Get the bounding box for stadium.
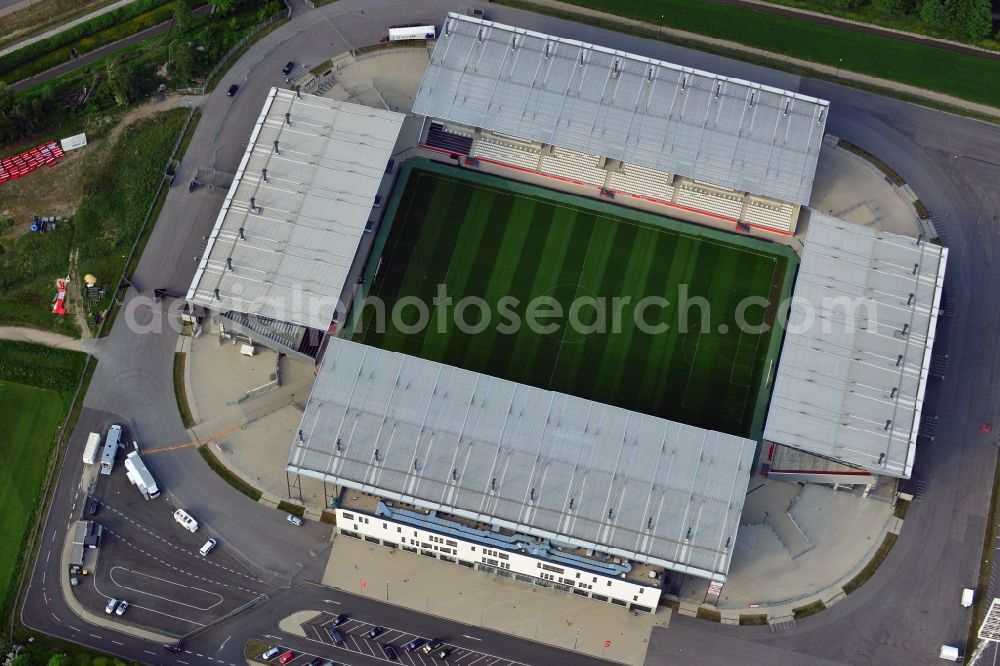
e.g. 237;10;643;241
187;12;947;613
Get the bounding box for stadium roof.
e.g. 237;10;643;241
764;214;947;478
187;88;404;330
288;337;755;582
413;13;828;205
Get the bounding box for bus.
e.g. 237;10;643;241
388;24;436;42
100;425;122;476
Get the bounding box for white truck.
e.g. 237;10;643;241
124;451;160;499
173;509;199;533
939;645;963;661
82;433;101;465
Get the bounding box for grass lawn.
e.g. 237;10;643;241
354;163;794;437
508;0;1000;110
0;381;68;619
0;108;189;332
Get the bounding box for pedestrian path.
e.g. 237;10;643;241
0;325;86;351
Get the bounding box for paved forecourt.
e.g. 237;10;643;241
353;159;797;438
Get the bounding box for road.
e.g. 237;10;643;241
19;0;1000;665
9;5;211;93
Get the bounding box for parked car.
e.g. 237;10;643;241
327;628;344;646
278;651;294;664
330;613;346;626
115;600;129;616
227;84;239;97
287;514;303;526
70;577;79;586
404;639;425;652
436;648;451;660
261;647;280;660
105;599;118;614
282;61;295;75
421;640;444;654
366;626;383;640
89;500;100;516
199;538;217;556
383;644;398;660
306;658;324;666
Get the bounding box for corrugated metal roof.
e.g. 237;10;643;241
764;214;948;478
288;337;755;581
186;88;405;330
413;13;828;205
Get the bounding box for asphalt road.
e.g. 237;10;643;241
19;0;1000;665
10;5;211;93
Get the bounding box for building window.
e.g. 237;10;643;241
576;572;581;579
382;522;387;529
607;581;612;587
633;595;639;602
592;577;597;583
541;564;564;574
446;539;458;547
498;553;509;560
397;526;402;533
342;512;354;520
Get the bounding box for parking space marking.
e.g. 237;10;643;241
105;529;259;594
101;502;262;583
108;566;225;610
300;612;529;666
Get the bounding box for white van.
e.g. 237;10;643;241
962;588;974;608
940;645;963;661
173;509;199;533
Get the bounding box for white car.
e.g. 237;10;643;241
287;514;303;526
261;647;280;660
199;538;217;556
105;598;118;614
115;600;129;616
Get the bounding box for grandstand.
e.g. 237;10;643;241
413;13;830;235
186;88;404;360
764;214;948;479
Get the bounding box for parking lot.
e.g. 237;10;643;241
255;610;531;666
72;454;273;636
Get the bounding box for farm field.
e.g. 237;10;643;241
354;162;796;437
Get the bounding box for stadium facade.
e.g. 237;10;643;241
187;14;945;612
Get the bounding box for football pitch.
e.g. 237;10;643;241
354;161;796;437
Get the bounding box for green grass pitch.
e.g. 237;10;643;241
0;380;65;616
354;162;793;438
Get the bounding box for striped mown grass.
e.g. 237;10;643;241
355;166;791;437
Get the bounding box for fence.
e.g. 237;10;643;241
177;2;291;95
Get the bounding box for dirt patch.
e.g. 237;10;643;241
0;93;203;241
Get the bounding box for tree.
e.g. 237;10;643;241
966;0;993;38
833;0;867;7
173;0;193;33
169;39;196;81
0;81;12;121
105;57;136;106
872;0;914;15
48;654;72;666
919;0;946;24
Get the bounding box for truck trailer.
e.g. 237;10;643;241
82;433;101;465
124;451;160;499
100;425;122;475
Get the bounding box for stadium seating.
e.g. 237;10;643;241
0;141;64;186
675;185;744;220
608;163;676;202
744;200;796;233
471;137;542;170
426;123;474;154
539;148;607;187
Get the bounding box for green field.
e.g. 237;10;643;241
354;163;796;437
501;0;1000;111
0;341;86;622
0;381;66;618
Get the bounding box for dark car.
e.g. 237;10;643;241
382;645;398;660
366;626;383;640
306;659;324;666
227;84;239;97
88;500;100;516
436;648;451;660
404;639;424;652
282;61;295;75
327;628;344;646
330;613;346;626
